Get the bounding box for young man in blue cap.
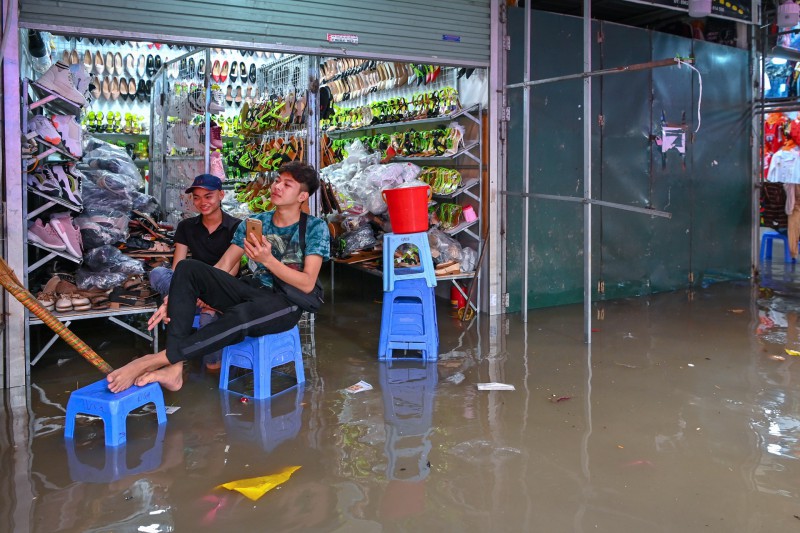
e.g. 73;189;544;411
107;161;330;393
148;173;241;370
149;173;241;294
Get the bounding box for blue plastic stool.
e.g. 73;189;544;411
379;278;438;361
65;423;165;483
220;385;305;451
64;379;167;447
760;231;794;262
219;325;304;399
383;232;437;292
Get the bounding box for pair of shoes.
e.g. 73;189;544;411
54;280;90;312
52;213;83;258
28;218;67;252
27;115;61;145
36;275;61;311
51;115;82;158
35;61;87;106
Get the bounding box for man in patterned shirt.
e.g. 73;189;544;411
107;161;330;393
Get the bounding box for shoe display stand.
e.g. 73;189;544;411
324;66;484;313
21;78;157;366
149;48;212;218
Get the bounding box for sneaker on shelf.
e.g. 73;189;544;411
27;115;61;145
35;61;87;106
28;218;67;251
51;115;82;158
27;170;61;196
69;63;95;105
210;121;223;149
209;88;225;113
210;151;226;180
49;214;83;258
51;165;82;204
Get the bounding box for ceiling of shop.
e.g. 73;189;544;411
529;0;729;30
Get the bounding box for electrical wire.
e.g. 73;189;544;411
676;57;703;133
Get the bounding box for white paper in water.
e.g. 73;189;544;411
477;382;515;391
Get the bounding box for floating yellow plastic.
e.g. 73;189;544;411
217;466;301;501
785;349;800;357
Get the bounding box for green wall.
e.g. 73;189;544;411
506;11;752;311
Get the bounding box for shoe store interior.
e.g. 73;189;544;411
20;29;488;361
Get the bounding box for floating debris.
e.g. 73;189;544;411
549;395;572;403
769;355;786;361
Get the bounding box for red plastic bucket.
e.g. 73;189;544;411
382;185;432;234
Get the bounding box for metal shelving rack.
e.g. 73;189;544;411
21;78;157;366
324;67;484;314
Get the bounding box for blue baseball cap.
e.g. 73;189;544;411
185;174;222;193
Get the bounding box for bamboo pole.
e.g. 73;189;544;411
0;257;113;374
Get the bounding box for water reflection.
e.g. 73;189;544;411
378;360;437;519
219;386;305;452
66;423;166;483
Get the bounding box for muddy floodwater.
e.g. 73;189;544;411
3;266;800;532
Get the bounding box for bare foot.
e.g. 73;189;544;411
107;350;169;393
135;362;184;391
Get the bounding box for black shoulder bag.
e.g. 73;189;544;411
273;212;325;313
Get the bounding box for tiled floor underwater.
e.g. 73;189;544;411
3;263;800;532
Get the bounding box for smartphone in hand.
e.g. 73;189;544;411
245;218;262;245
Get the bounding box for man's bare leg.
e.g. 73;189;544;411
135;361;184;391
107;350;169;393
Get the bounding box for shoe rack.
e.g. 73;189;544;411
22;78;85;272
21;76;159;365
321;61;484;309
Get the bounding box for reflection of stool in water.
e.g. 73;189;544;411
219;326;304;399
65;423;165;483
761;231;795;263
64;380;167;447
220;386;304;452
380;362;437;481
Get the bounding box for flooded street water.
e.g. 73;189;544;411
4;265;800;532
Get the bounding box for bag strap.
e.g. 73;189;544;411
299;211;308;254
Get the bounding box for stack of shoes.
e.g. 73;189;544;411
28;165;83;205
109;274;156;308
35;275;97;313
54;279;91;312
29;213;83;259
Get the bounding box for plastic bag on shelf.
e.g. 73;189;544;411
341;214;372;232
460;246;477;273
131;191;161;218
83;245;144;275
79;173;135;213
75;269;129;291
428;227;462;265
75;208;130;248
335;224;378;257
81;136;144;191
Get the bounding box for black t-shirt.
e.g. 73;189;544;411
173;212;241;265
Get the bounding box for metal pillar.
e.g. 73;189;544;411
582;0;592;343
3;0;25;387
488;0;505;316
522;0;531;323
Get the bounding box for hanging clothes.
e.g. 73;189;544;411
767;145;800;184
765;113;787;154
762;182;788;230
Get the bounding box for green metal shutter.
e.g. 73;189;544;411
19;0;490;66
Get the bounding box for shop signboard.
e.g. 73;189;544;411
621;0;754;24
